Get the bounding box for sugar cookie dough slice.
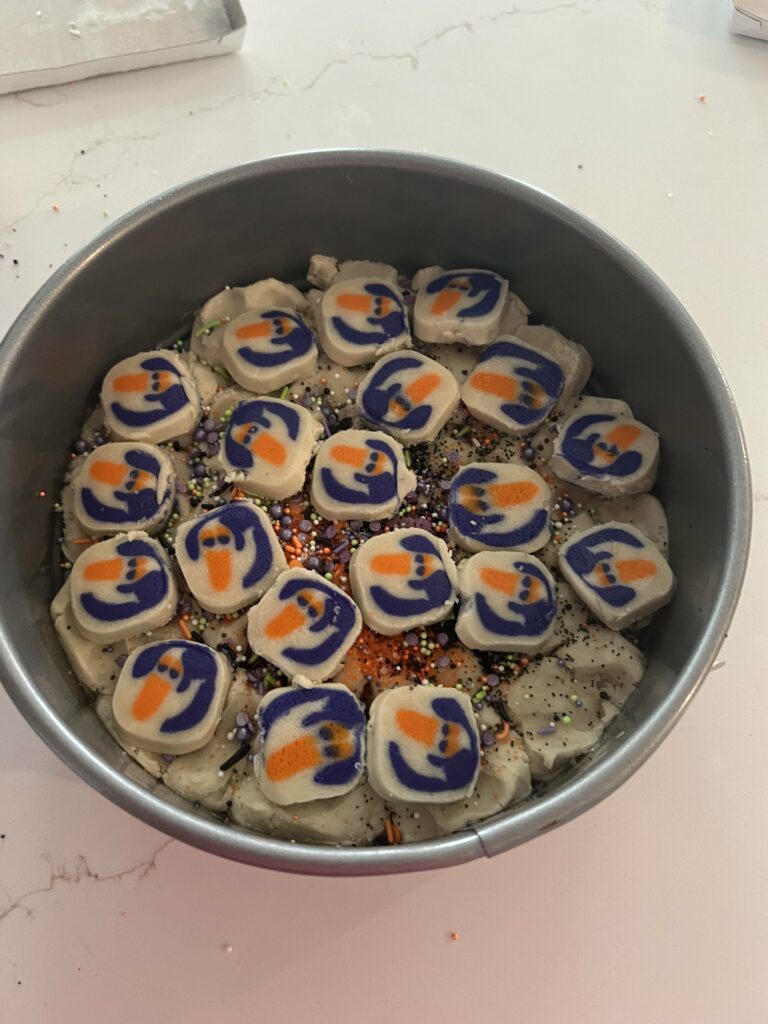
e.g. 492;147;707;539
255;684;366;805
367;686;481;804
461;337;565;433
219;397;323;500
221;308;318;393
100;351;201;444
550;408;659;497
429;733;532;833
310;429;416;522
246;568;362;684
74;442;175;537
356;350;460;444
191;278;307;366
456;551;557;653
69;532;177;643
413;267;508;346
558;626;645;719
558;521;675;629
51;578;129;694
175;501;287;615
112;640;231;755
349;528;458;635
514;325;592;402
448;462;551;552
314;276;411;367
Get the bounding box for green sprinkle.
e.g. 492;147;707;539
561;714;572;724
404;450;411;466
473;688;488;704
455;425;470;437
212;365;233;384
280;385;290;399
195;319;222;337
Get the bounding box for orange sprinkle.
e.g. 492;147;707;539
288;558;302;568
384;818;402;845
73;537;95;546
698;94;706;102
496;722;511;742
292;533;304;550
450;932;459;942
52;204;60;212
178;617;192;640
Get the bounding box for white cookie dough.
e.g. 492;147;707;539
310;430;416;522
51;578;129;694
69;532;177;643
219;397;323;500
313;275;411;367
349;528;458;635
367;686;481;804
448;462;551;553
558;521;675;629
112;640;231;755
356;350;460;444
100;351;200;444
513;325;592;402
461;337;565;434
174;501;287;614
255;684;366;805
456;551;557;653
550;406;659;497
246;568;362;684
221;308;318;393
74;442;175;537
413;267;508;346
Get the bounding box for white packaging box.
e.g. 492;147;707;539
0;0;246;96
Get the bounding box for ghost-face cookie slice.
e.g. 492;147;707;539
246;569;362;684
69;533;177;643
310;430;416;522
413;267;508;346
112;640;231;755
349;529;458;636
175;502;287;615
448;463;551;553
220;398;322;500
514;325;592;402
315;277;410;367
461;338;565;434
456;551;557;653
550;408;659;497
221;308;318;393
367;686;480;804
100;351;200;444
356;351;459;444
558;522;675;629
74;442;175;537
255;684;366;805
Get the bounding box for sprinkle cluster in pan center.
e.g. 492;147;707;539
51;255;673;846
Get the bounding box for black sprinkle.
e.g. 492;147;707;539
200;503;216;510
191;630;206;644
216;643;237;666
219;742;251;772
211;481;232;497
489;696;513;724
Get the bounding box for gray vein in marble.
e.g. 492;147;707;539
0;838;174;926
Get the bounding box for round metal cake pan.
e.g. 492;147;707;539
0;151;751;874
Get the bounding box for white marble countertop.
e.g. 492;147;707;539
1;2;767;1021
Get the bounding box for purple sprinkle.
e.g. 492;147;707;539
486;673;500;689
194;428;206;442
339;550;351;564
246;752;255;763
349;520;363;530
207;442;219;456
537;724;557;736
246;669;263;685
193;463;206;477
319;413;331;438
269;503;282;518
436;632;449;646
333;538;349;554
299;519;312;533
369;521;382;533
405;632;419;646
447;451;460;464
175;480;188;494
417;516;432;531
206;431;219;444
203;418;216;431
235;726;251;743
482;729;496;748
401;516;415;528
235;711;249;727
439;479;452;491
115;653;128;667
437;654;451;668
324;524;337;539
162;754;176;763
560;497;573;512
306;556;320;570
280;528;293;541
523;447;535;461
280;515;293;527
574;699;583;708
404;492;417;502
298;532;309;545
74;439;89;454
